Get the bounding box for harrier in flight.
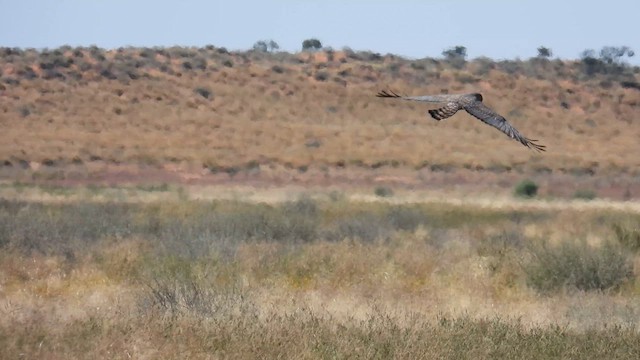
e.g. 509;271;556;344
376;90;546;152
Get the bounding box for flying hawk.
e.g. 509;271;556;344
376;90;546;152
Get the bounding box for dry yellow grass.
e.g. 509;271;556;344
3;46;640;357
1;47;640;178
2;193;640;357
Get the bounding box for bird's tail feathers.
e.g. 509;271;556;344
375;89;404;98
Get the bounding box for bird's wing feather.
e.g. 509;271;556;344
464;102;546;152
376;90;456;103
428;102;462;120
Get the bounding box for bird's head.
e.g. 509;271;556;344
473;93;483;102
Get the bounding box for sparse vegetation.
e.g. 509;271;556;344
580;46;636;78
613;222;640;253
2;193;640;358
0;44;639;175
2;40;640;358
524;238;634;293
573;189;597;200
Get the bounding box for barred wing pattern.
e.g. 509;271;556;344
375;90;546;152
428;103;462;121
463;102;546;152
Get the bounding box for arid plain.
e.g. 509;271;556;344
1;46;640;358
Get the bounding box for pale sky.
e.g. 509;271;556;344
1;0;638;64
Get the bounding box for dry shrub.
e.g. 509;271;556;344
523;238;634;293
3;196;640;358
612;222;640;253
2;45;639;174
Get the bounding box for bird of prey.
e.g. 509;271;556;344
376;90;546;152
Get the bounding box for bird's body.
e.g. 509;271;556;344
376;90;545;152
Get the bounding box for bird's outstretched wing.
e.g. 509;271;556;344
464;102;546;152
376;90;456;103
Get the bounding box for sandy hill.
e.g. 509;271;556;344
1;45;639;187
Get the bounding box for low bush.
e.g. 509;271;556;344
514;179;538;198
523;238;633;293
374;186;394;198
314;71;329;81
612;223;640;253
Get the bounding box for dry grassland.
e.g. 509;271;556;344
1;190;640;358
2;46;640;358
1;46;640;178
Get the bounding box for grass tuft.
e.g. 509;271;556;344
524;238;634;293
612;222;640;253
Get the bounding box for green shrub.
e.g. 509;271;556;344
537;46;553;58
253;40;268;53
302;38;322;51
514;179;538;198
523;239;634;293
374;186;394;198
442;45;467;69
253;40;279;53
